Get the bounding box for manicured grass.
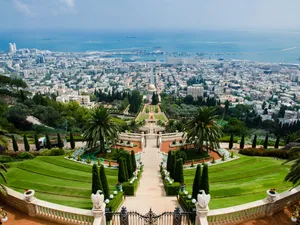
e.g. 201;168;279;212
0;156;118;209
154;113;167;122
136;113;149;122
183;154;292;209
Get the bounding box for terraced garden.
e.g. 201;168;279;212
1;156;118;209
183;155;292;209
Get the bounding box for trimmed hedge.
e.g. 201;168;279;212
164;181;180;196
0;155;13;163
239;148;290;159
178;192;195;212
106;192;123;212
15;152;35;160
40;148;65;156
122;167;143;196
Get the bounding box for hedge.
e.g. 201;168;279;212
239;148;291;159
0;155;13;163
122;167;143;196
178;192;195;212
163;181;180;196
106;192;124;212
15;152;35;160
66;135;85;142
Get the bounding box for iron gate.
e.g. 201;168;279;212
106;207;194;225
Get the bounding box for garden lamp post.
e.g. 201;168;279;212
0;206;8;224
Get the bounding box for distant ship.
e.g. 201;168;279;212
126;36;137;39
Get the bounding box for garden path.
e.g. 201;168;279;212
119;138;181;214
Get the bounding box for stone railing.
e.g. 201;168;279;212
205;185;300;225
1;187;104;225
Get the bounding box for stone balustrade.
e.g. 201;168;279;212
206;185;300;225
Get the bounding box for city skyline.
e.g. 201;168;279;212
1;0;300;30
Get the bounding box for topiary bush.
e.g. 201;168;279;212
16;152;35;160
0;155;13;163
164;181;180;196
239;148;290;159
106;192;123;212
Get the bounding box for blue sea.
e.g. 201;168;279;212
1;29;300;63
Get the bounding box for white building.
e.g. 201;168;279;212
187;85;204;99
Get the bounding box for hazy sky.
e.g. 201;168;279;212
1;0;300;30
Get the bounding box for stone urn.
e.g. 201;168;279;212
24;190;35;202
266;189;277;202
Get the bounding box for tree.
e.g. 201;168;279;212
274;136;280;149
192;164;202;199
99;165;110;199
286;136;290;145
174;159;184;183
57;133;63;149
199;164;209;194
229;134;233;150
184;95;194;105
264;134;269;149
284;147;300;186
83;106;124;153
240;134;245;149
70;132;75;149
12;135;18;152
263;108;268;115
224;100;230;115
152;92;159;105
167;151;173;172
185;107;223;153
45;134;51;149
23;135;30;152
118;158;128;183
0;163;7;195
131;150;136;172
34;134;40;151
128;90;142;113
252;135;257;149
125;153;133;178
262;101;266;110
170;153;177;179
92;164;103;194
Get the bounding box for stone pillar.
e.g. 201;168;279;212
93;207;106;225
195;204;209;225
24;190;36;217
265;190;278;216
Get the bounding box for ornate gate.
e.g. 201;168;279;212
106;207;193;225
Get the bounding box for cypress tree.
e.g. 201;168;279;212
12;135;18;152
99;165;110;199
23;135;30;152
192;164;202;199
92;164;103;194
70;132;75;149
34;134;40;151
264;134;269;149
167;151;172;172
229;134;233;150
274;136;280;149
286;136;290;145
118;158;128;183
170;153;177;179
45;134;51;149
57;133;63;149
199;164;209;194
252;135;257;149
131;150;136;172
125;154;133;178
175;158;184;183
240;134;245;150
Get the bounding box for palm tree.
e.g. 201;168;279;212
0;163;7;195
185;107;223;153
83;106;124;153
284;147;300;186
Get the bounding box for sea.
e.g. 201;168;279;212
1;29;300;64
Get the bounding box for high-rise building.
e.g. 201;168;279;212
9;43;17;54
187;85;204;99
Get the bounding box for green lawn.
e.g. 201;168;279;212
136;113;149;122
183;154;292;209
0;156;118;209
154;113;167;122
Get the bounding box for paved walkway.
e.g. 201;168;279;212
120;138;180;214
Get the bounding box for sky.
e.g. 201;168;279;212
1;0;300;30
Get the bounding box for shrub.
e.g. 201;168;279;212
106;192;123;212
131;150;136;171
222;155;225;161
120;140;123;144
45;134;51;149
97;158;101;166
175;150;187;164
100;165;110;199
34;134;40;151
230;152;234;158
172;140;176;145
175;159;184;183
264;134;269;149
274;136;280;149
180;140;183;144
68;152;72;159
200;164;209;194
0;155;13;163
77;155;82;161
178;192;196;212
240;134;245;149
123;180;138;195
23;135;30;152
70;132;75;149
252;135;257;148
239;148;290;159
108;160;112;167
57;133;63;149
229;134;233;149
86;156;91;164
192;164;201;199
127;141;130;145
118;158;128;183
164;181;180;196
212;157;215;163
167;151;173;171
16;152;35;160
191;160;194;167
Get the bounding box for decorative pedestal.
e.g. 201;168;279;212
266;190;277;203
24;190;35;202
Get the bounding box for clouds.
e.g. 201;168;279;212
61;0;75;9
13;0;33;16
